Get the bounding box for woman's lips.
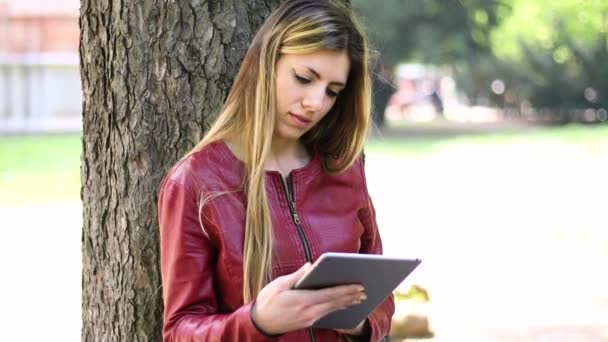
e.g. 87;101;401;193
289;112;311;128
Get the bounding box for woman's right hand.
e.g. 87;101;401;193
251;263;367;335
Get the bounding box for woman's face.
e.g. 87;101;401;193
273;49;350;143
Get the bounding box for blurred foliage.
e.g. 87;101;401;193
394;285;431;303
491;0;607;60
353;0;608;111
490;0;607;109
352;0;506;66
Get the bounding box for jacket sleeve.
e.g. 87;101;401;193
355;159;395;342
158;176;275;342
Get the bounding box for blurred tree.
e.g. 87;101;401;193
79;0;281;340
355;0;607;116
352;0;507;122
490;0;608;112
352;0;506;66
371;61;393;128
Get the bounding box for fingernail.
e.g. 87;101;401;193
360;294;367;301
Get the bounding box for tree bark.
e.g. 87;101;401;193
80;0;280;340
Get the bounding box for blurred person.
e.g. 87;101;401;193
386;78;416;120
422;78;444;118
157;1;393;341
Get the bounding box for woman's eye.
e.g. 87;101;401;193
326;89;339;98
294;73;311;84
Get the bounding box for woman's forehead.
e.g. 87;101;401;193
282;50;350;84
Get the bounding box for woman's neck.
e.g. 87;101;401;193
224;135;310;177
267;137;309;177
269;135;302;159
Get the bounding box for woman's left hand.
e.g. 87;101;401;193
335;319;369;337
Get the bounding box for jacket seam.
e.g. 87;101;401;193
165;174;237;292
356;157;371;207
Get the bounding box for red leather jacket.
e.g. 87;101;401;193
158;141;393;342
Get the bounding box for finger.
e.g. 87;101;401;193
310;290;369;322
276;262;312;289
306;298;359;324
305;284;365;305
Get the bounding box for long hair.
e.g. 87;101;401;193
190;0;372;302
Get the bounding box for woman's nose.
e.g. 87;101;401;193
302;88;325;112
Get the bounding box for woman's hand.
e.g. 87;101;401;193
251;263;367;335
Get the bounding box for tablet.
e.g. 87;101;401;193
293;252;421;329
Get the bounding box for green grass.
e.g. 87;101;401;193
365;123;608;156
0;134;81;205
0;124;606;205
365;136;441;156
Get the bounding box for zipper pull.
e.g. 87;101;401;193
289;201;301;224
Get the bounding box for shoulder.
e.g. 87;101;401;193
317;154;367;192
339;154;366;180
341;154;369;200
161;140;243;194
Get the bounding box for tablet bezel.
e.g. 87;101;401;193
293;252;421;329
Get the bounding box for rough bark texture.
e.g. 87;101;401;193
80;0;281;340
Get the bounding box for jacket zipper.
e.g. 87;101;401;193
281;174;315;342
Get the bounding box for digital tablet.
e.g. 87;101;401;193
293;252;421;329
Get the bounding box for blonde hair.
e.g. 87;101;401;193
189;0;372;302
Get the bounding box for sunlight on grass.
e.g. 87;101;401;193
0;134;81;205
366;124;608;157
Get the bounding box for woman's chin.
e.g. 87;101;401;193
274;125;308;143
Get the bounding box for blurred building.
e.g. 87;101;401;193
0;0;81;134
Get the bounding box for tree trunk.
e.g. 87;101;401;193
80;0;280;340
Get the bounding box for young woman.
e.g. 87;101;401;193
158;1;393;341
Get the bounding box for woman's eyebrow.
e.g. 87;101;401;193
305;66;346;87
